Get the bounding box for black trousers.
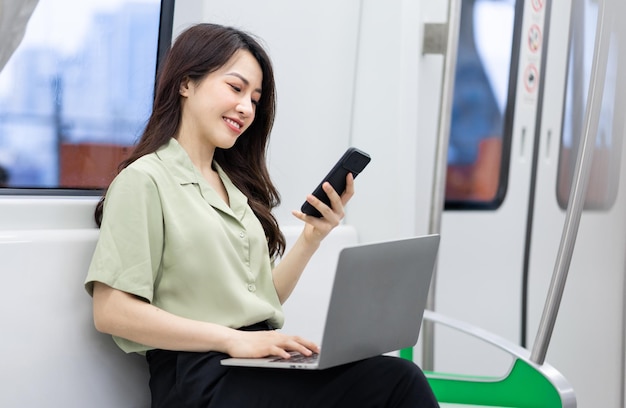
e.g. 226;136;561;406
146;323;439;408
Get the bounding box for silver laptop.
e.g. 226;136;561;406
220;234;440;370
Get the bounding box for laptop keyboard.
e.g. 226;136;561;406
270;352;319;364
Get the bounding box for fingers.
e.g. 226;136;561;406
274;335;319;358
322;173;354;209
271;334;319;358
291;335;320;355
291;193;339;226
230;330;319;359
300;173;355;221
291;173;356;242
311;186;344;222
341;172;355;205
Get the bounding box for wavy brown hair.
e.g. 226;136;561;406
95;23;285;258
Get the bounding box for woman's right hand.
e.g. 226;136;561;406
225;330;320;359
93;283;318;358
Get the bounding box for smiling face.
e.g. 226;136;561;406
177;49;263;152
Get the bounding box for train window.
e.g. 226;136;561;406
557;0;622;210
0;0;174;192
445;0;520;209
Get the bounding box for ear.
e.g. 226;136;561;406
179;76;191;97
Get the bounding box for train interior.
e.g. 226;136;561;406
1;0;626;407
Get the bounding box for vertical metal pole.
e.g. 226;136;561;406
530;0;610;365
421;0;461;371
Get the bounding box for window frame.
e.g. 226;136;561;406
444;0;525;211
555;0;623;212
0;0;175;197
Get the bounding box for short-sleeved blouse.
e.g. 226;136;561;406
85;138;284;354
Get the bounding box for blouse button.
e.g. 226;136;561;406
239;232;245;238
248;283;256;292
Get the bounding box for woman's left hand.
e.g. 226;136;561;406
274;173;355;304
291;173;355;245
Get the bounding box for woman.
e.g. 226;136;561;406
85;23;439;407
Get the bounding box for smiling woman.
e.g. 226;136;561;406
177;50;262;154
84;23;439;408
0;0;172;190
176;50;264;204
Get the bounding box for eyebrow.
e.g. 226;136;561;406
226;72;262;94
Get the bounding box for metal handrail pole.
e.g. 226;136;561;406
530;0;610;365
421;0;462;371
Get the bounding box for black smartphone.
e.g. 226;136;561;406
301;147;371;217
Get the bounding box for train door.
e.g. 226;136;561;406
432;0;540;377
527;0;626;406
429;0;626;406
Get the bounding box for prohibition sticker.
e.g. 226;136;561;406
528;24;541;53
531;0;544;12
524;64;539;93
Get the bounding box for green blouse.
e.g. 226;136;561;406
85;138;284;354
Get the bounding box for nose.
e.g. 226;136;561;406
237;96;255;118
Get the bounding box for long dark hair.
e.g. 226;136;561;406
95;23;286;258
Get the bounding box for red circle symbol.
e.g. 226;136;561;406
528;24;542;53
524;64;539;93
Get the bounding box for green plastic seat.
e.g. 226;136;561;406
402;311;576;408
